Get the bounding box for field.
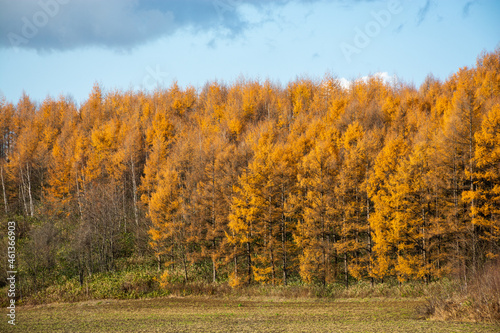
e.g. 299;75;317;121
2;297;499;332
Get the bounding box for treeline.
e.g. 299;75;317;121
1;50;499;292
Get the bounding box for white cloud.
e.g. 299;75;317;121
336;77;351;89
336;72;396;89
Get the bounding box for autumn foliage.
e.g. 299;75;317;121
1;50;499;290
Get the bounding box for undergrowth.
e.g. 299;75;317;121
0;271;464;306
423;259;500;323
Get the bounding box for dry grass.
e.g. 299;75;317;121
160;279;453;299
424;260;500;323
1;297;499;332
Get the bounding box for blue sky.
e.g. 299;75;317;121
0;0;499;105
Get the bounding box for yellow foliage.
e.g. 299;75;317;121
159;270;171;289
3;53;500;288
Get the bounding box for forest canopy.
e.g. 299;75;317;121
1;50;499;292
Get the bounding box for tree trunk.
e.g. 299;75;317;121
281;200;287;286
344;253;349;288
270;248;276;286
246;241;252;285
1;165;8;214
234;248;238;282
76;169;84;221
182;252;188;283
212;257;217;283
26;163;34;217
19;167;28;216
468;113;477;274
131;157;139;228
367;191;374;288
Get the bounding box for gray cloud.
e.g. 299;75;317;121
0;0;320;52
1;0;174;51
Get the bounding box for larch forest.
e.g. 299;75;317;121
1;50;499;297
